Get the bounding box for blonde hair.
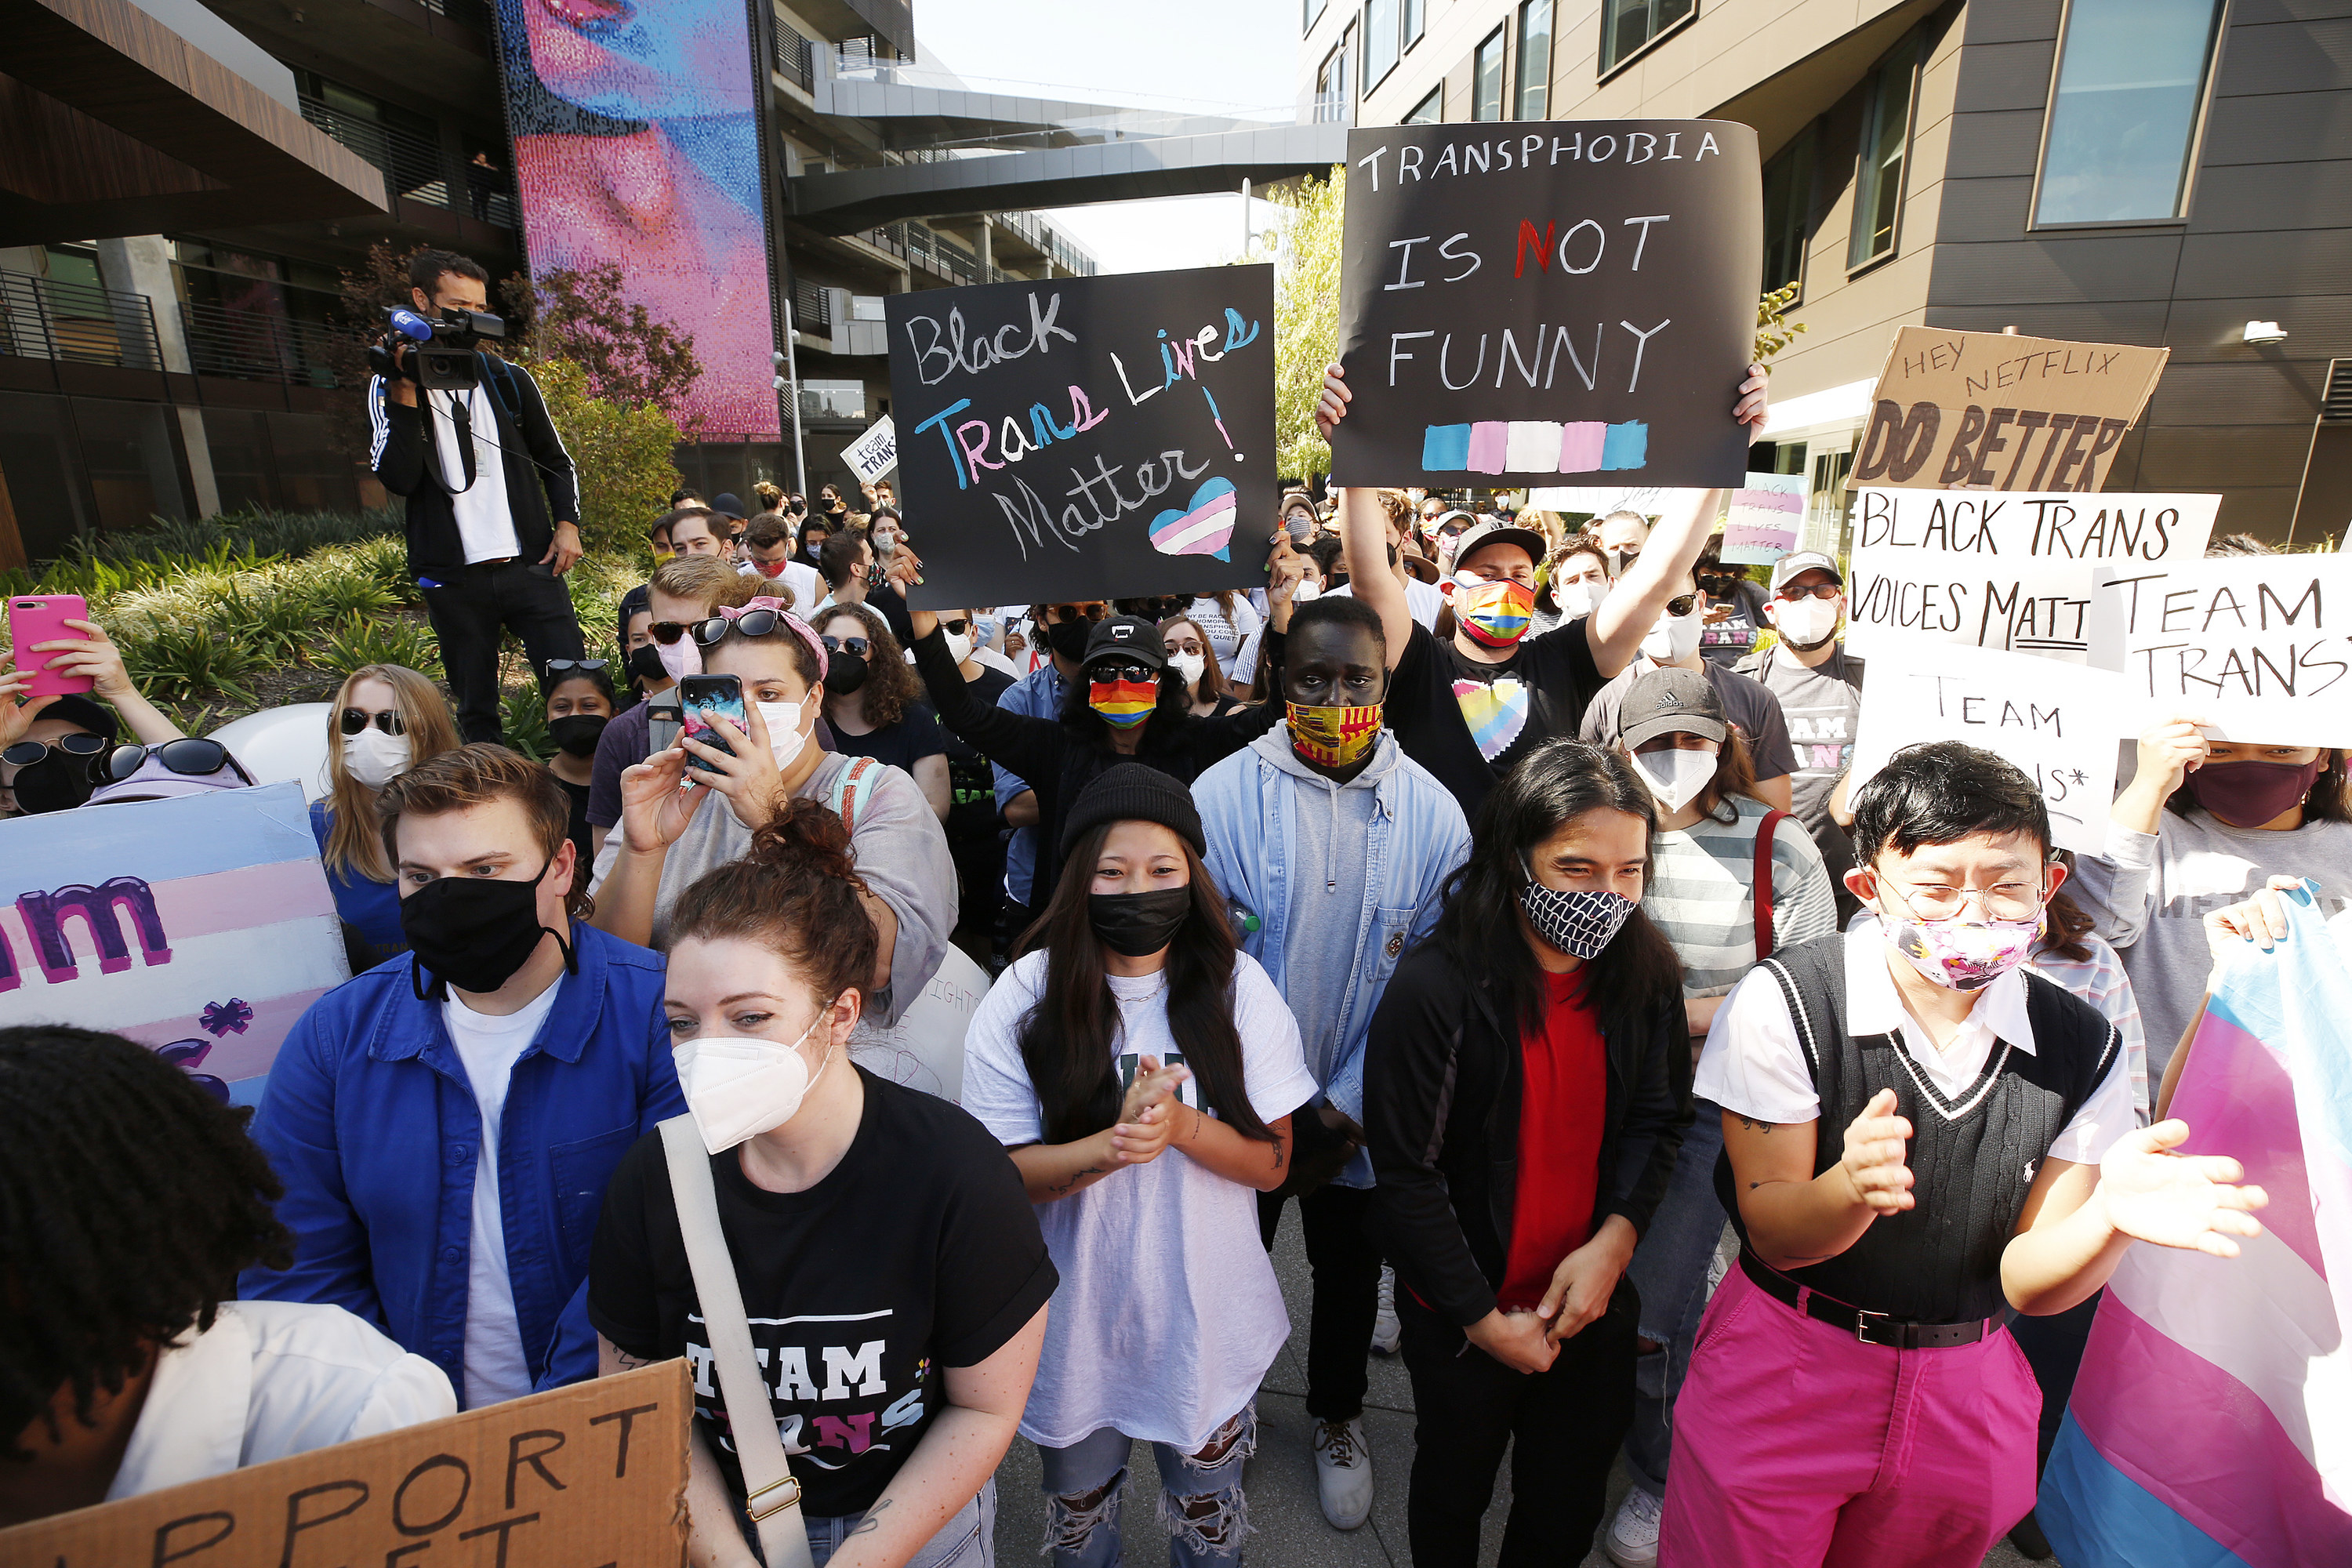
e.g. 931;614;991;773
649;554;758;613
321;665;460;884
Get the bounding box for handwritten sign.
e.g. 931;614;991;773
2088;556;2352;746
0;1359;690;1566
0;782;348;1105
1843;488;2217;662
1856;326;2169;492
842;414;899;488
1329;121;1760;488
1848;641;2127;855
850;941;988;1104
884;265;1275;608
1720;472;1806;564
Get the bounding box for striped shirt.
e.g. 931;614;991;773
1647;796;1838;998
2026;935;2151;1126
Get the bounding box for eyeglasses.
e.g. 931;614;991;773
942;618;970;636
1776;583;1843;601
693;608;787;645
543;659;609;676
339;708;405;737
1090;662;1157;685
2;732;107;768
1884;879;2047;924
1664;593;1700;618
820;634;873;659
99;739;252;784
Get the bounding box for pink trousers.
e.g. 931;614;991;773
1658;1264;2040;1568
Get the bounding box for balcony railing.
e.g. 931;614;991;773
179;300;341;389
905;221;978;286
0;270;162;370
791;278;832;334
299;93;452;209
775;16;815;91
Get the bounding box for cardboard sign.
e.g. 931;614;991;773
1330;121;1761;488
0;1359;691;1566
0;782;349;1105
1856;327;2169;493
1721;473;1806;564
1523;481;1674;517
885;265;1276;608
1843;488;2218;662
2088;556;2352;746
850;941;988;1104
1848;641;2127;855
842;415;899;487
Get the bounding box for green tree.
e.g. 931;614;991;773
499;263;704;430
1259;166;1346;486
526;357;682;558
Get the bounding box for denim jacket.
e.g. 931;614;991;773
240;923;684;1396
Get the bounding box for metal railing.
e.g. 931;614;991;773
989;207;1098;277
178;299;340;388
774;16;815;91
792;279;832;334
299;93;450;207
0;270;162;370
905;221;978;285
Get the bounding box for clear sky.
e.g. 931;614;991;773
910;2;1298;274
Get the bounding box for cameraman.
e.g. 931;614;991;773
368;249;586;745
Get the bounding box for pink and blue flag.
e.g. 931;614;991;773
2040;882;2352;1566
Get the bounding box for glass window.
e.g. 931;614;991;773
2035;0;2222;224
1404;0;1424;49
1849;36;1919;268
1760;127;1816;296
1318;27;1356;122
1601;0;1696;75
1515;0;1553;119
1473;25;1506;121
1304;0;1327;31
1406;85;1443;124
800;380;868;423
1366;0;1399;88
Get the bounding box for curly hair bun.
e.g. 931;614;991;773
749;797;866;894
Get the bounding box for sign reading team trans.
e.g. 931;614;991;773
1856;327;2169;492
1329;122;1761;489
886;265;1276;609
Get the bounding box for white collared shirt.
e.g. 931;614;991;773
106;1301;453;1501
426;384;521;563
1695;920;2135;1167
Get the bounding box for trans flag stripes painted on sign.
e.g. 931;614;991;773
2039;884;2352;1567
1421;420;1650;474
1147;477;1239;561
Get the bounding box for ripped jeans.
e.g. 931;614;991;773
1036;1405;1256;1567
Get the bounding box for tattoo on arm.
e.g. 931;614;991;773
847;1499;891;1537
1045;1165;1105;1196
610;1347;654;1369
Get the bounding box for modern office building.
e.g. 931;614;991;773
1301;0;2352;544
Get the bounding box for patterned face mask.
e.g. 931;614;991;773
1519;858;1638;960
1454;575;1535;647
1088;678;1158;728
1287;702;1381;769
1879;908;2043;992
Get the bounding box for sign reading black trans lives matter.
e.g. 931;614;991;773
1329;122;1761;488
885;266;1276;609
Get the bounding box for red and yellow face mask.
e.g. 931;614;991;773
1287;702;1382;768
1088;678;1159;728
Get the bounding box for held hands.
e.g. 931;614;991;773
1108;1055;1192;1168
1467;1309;1558;1376
615;746;710;851
1265;532;1305;601
2097;1120;2267;1258
24;619;140;704
1313;360;1772;441
0;662;55;750
1837;1088;1916;1215
2137;715;2210;797
2205;874;2306;960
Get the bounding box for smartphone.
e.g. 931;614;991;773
646;699;683;760
7;595;93;696
677;674;743;773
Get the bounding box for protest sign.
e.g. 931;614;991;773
851;940;988;1104
1843;488;2218;661
1855;326;2169;493
885;265;1276;608
842;414;899;488
1720;473;1806;564
0;782;347;1104
0;1359;691;1566
1329;121;1761;489
1523;481;1673;516
1847;641;2126;854
2088;555;2352;746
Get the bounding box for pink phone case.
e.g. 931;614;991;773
8;595;93;697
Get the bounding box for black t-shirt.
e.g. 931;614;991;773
1385;619;1608;819
588;1069;1057;1516
942;666;1015;846
831;702;947;776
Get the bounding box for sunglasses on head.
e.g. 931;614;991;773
819;634;872;659
543;659;608;677
2;731;107;768
339;708;405;737
693;608;801;646
1090;662;1157;685
100;738;252;784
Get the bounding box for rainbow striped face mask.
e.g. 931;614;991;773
1454;575;1536;648
1088;677;1159;728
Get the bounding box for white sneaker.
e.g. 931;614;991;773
1605;1485;1664;1568
1312;1417;1374;1530
1370;1265;1401;1356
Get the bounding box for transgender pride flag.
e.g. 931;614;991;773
2041;883;2352;1566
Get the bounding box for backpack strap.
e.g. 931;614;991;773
478;352;521;420
1754;808;1789;960
824;755;882;837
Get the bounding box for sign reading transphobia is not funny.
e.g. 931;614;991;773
1329;121;1762;489
885;265;1276;610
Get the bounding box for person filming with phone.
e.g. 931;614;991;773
369;248;586;745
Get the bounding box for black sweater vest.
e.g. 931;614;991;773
1715;935;2120;1322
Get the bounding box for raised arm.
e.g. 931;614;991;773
1588;486;1730;677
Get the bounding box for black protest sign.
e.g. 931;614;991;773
886;266;1276;609
1329;122;1760;489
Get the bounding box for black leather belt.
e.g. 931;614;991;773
1739;1250;1990;1349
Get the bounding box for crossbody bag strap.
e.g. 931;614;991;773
659;1116;815;1568
1753;808;1788;960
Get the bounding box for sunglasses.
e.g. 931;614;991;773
339;708;406;737
942;618;970;636
1090;662;1157;685
693;608;789;646
1775;583;1843;601
543;659;609;676
1664;593;1700;618
2;731;107;768
1047;604;1107;623
820;634;873;659
100;738;252;784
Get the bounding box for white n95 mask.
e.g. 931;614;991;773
756;700;806;770
1634;746;1718;815
1771;596;1842;648
943;629;975;664
342;728;412;789
1642;608;1704;664
671;1006;837;1154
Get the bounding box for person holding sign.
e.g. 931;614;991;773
1318;362;1769;821
1661;742;2267;1568
1735;552;1865;918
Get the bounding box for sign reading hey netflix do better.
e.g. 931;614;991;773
1330;122;1762;488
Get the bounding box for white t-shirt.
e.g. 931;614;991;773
426;384;521;563
1695;920;2136;1168
739;557;825;615
1330;573;1445;631
961;949;1318;1450
444;978;563;1407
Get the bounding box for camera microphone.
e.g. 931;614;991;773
387;308;436;343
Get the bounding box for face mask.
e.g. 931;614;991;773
656;633;703;684
343;727;412;790
944;629;974;664
1878;901;2044;993
1519;870;1637;960
401;858;572;998
754;557;788;579
1167;651;1207;687
804;540;826;562
873;532;898;557
1642;608;1704;664
9;750;96;814
822;653;870;695
626;644;670;687
757;700;807;771
1089;677;1157;728
1089;887;1192;957
1632;746;1718;814
670;1004;839;1154
1454;576;1535;648
1769;596;1842;649
1293;579;1323;603
1047;619;1093;665
1287;702;1381;769
546;714;608;758
2185;758;2325;828
1552;580;1602;621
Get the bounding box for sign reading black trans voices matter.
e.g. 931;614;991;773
1329;122;1761;489
885;265;1276;610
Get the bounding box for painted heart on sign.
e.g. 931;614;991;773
1147;477;1239;561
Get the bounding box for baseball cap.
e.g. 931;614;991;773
1450;519;1548;573
1081;615;1166;671
38;693;120;742
1621;666;1728;750
1769;551;1844;592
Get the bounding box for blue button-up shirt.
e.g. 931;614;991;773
993;662;1066;908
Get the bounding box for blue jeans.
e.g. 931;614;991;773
738;1479;994;1566
1037;1407;1256;1567
1621;1097;1727;1501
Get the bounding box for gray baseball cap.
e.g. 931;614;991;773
1621;666;1728;750
1769;551;1844;591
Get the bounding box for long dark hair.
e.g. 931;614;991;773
1692;728;1763;823
1014;821;1275;1146
1433;738;1686;1040
1057;661;1195;750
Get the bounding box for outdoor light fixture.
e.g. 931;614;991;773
2244;321;2288;345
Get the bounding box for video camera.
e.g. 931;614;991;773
366;306;507;392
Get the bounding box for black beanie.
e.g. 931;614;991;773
1059;762;1206;859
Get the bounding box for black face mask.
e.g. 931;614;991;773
1087;887;1192;958
1047;619;1094;665
822;653;870;695
10;751;96;814
546;714;609;757
626;644;668;686
401;859;574;998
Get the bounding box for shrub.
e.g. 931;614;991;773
122;621;264;703
320;613;442;679
524;357;684;558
